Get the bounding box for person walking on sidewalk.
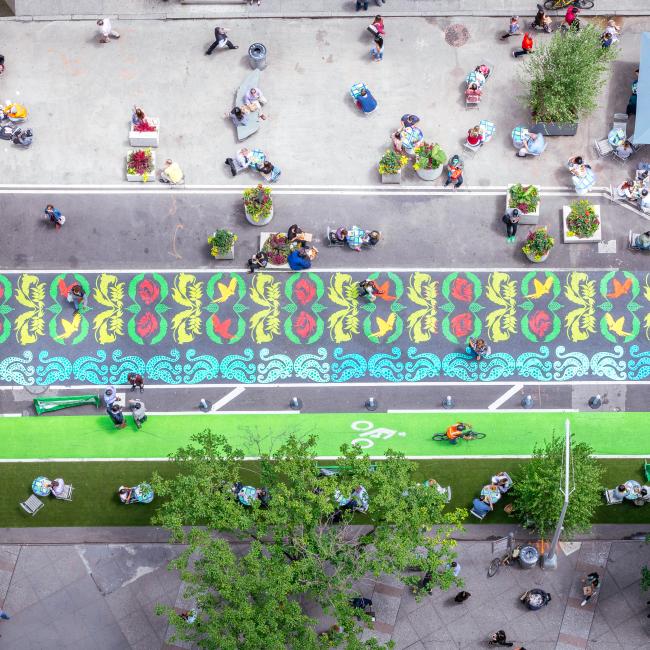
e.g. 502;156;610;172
488;630;513;647
444;155;464;190
501;16;520;40
502;208;520;243
129;399;147;429
205;26;238;55
454;590;471;603
67;283;87;311
107;402;126;429
513;32;533;58
370;35;384;61
44;204;65;230
97;18;120;44
127;372;145;392
356;0;369;9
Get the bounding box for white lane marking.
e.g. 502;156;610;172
146;410;300;416
487;383;524;411
210;386;246;412
388;408;578;414
0;413;22;417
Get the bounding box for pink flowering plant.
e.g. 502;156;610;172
127;149;154;177
243;184;273;224
566;199;599;238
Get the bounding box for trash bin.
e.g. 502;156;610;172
248;43;267;70
518;545;539;570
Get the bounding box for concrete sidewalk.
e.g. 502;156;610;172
5;0;650;21
1;537;649;649
1;16;648;188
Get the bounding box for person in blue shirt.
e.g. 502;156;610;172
288;248;312;271
355;87;377;113
472;495;493;517
44;204;65;230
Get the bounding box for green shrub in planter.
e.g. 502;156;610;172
520;24;618;124
566;199;600;239
522;227;554;262
413;143;446;171
208;229;238;257
378;150;408;175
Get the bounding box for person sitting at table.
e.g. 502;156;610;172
3;102;27;122
517;132;546;157
612;484;627;502
392;126;424;156
616;140;634;161
632;230;650;250
355;87;377;114
118;486;134;503
639;192;650;215
287;224;304;243
363;230;381;247
400;113;420;128
51;479;66;498
244;86;267;106
226;106;249;127
159;159;184;184
257;160;281;183
465;83;482;101
131;106;147;126
492;472;512;494
288;247;313;271
472;495;493;517
466;125;484;148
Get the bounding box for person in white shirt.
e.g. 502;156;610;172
97;18;120;44
103;385;118;408
51;479;66;497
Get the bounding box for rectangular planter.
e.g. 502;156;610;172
213;246;235;260
562;205;602;243
381;171;401;184
506;184;540;226
126;150;156;182
530;122;578;137
259;232;289;270
129;118;160;147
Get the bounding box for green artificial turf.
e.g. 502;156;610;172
3;459;648;528
2;411;650;459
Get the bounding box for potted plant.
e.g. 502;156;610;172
521;24;618;135
522;227;554;263
126;148;155;182
243;184;273;226
129;118;159;147
378;149;408;184
413;142;447;180
261;232;292;266
507;183;541;225
208;229;238;260
563;199;601;243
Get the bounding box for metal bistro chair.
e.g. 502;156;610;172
594;137;613;158
54;484;74;501
20;494;44;516
613;113;629;135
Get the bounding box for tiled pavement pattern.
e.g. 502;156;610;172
0;539;649;649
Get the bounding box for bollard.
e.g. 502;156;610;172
289;397;303;410
365;397;378;412
199;398;211;412
442;395;454;409
521;394;534;409
588;394;602;409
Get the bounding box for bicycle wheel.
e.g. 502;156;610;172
575;0;594;8
543;0;566;8
465;432;487;440
432;433;447;441
487;558;501;578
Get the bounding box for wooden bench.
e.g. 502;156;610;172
236;70;261;142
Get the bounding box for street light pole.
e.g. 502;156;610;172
543;418;574;570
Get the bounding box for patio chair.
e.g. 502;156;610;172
465;93;481;108
20;494;44;516
604;488;623;505
470;506;486;520
54;484;74;501
444;486;452;503
594;137;613;157
613;113;628;135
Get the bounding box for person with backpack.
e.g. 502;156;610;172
44;204;65;230
513;32;533;58
444;155;464;189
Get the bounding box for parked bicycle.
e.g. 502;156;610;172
488;543;522;577
544;0;593;9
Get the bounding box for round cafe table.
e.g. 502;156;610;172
481;484;501;505
134;483;154;504
237;485;258;506
32;476;51;497
624;480;641;500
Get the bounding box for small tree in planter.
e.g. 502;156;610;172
243;184;273;226
522;227;554;263
126;148;155;182
566;199;600;239
520;24;618;131
378;149;408;183
208;229;238;259
413;142;447;181
508;183;540;215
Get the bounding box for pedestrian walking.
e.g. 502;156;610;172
103;385;118;409
454;590;471;603
449;561;461;577
107;402;126;429
444;155;464;189
128;399;147;429
488;630;514;647
513;32;533;58
368;15;384;38
127;372;145;392
502;208;520;243
356;0;369;9
67;283;87;311
370;35;384;61
205;26;238;55
501;16;520;39
96;18;120;44
44;204;65;230
0;610;9;620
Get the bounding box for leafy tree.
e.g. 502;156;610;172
521;24;618;123
511;435;604;539
151;430;465;650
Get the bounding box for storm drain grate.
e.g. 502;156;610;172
445;24;470;48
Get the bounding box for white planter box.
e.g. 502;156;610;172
129;118;160;147
213;246;235;260
126;150;156;182
259;232;289;269
562;205;602;243
506;184;541;225
245;203;274;227
381;171;402;184
416;165;443;181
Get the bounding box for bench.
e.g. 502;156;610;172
235;70;261;142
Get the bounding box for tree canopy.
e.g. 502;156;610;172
511;434;604;539
152;430;465;649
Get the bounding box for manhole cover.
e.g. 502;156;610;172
445;24;470;48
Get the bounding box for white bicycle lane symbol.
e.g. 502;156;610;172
350;421;407;450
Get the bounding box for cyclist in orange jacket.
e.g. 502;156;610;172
446;422;472;444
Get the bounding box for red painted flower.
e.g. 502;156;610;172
528;310;552;339
450;312;473;337
294;311;316;339
0;284;4;300
137;279;160;305
451;277;473;302
294;278;316;306
136;312;159;339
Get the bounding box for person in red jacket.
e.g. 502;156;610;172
564;5;580;29
513;32;533;58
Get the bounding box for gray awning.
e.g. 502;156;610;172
633;32;650;143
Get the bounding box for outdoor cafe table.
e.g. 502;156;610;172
32;476;51;497
624;479;641;500
481;484;501;504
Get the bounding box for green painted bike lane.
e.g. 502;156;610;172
2;412;649;459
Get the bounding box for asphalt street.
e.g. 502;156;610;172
2;190;650;270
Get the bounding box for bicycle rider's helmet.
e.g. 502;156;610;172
457;424;466;432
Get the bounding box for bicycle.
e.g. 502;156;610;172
487;544;522;577
432;430;486;442
544;0;594;9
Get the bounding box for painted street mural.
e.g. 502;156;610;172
1;270;649;384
